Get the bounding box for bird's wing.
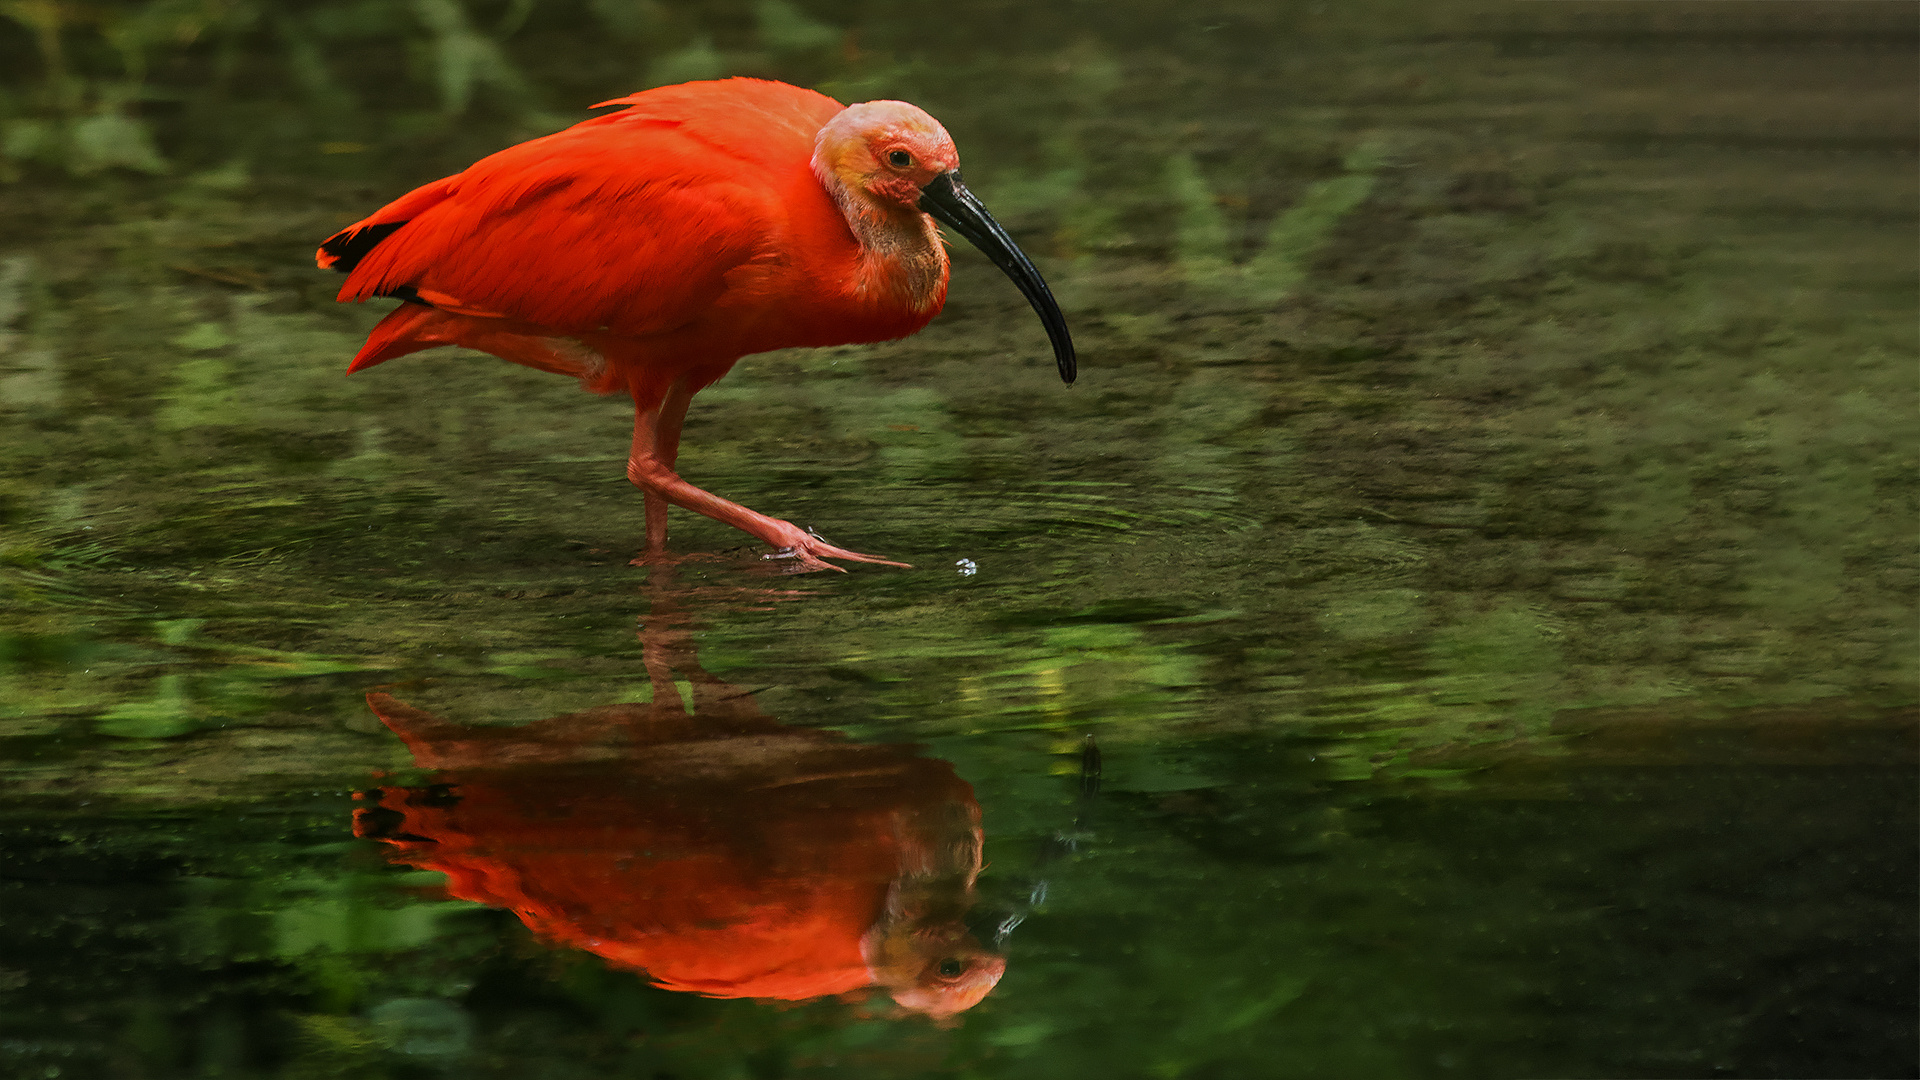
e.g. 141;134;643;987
325;85;837;337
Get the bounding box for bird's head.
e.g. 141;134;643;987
813;100;960;213
813;99;1076;384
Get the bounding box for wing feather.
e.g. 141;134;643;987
327;80;845;337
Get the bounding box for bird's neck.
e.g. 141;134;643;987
815;171;949;315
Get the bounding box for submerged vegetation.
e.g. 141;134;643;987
3;0;1910;772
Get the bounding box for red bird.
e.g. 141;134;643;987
318;78;1074;572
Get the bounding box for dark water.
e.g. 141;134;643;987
1;1;1915;1077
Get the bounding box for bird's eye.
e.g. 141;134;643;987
888;150;913;168
937;959;964;978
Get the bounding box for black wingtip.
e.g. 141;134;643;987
319;220;407;274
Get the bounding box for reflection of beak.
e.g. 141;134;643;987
918;170;1077;385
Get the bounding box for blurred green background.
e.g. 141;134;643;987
0;1;1914;1077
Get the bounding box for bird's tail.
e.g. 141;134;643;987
347;303;456;373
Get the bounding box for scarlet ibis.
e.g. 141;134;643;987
318;77;1074;571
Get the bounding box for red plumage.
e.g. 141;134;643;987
320;78;1071;571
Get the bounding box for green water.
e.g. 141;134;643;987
1;1;1915;1077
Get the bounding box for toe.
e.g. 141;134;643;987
762;540;908;572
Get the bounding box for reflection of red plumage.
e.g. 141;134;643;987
353;593;1003;1017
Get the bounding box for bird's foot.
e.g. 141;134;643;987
762;527;911;573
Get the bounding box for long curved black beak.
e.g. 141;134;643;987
918;171;1076;384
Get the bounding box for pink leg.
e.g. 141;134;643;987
633;380;692;557
626;380;910;573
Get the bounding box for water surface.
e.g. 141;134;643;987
0;1;1914;1077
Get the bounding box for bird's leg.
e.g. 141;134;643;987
633;379;694;557
625;382;910;573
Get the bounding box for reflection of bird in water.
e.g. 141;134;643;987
353;577;1003;1019
318;78;1074;572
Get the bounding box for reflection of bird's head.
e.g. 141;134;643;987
882;946;1008;1022
813;100;960;214
864;920;1007;1022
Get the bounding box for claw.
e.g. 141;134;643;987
762;530;912;573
